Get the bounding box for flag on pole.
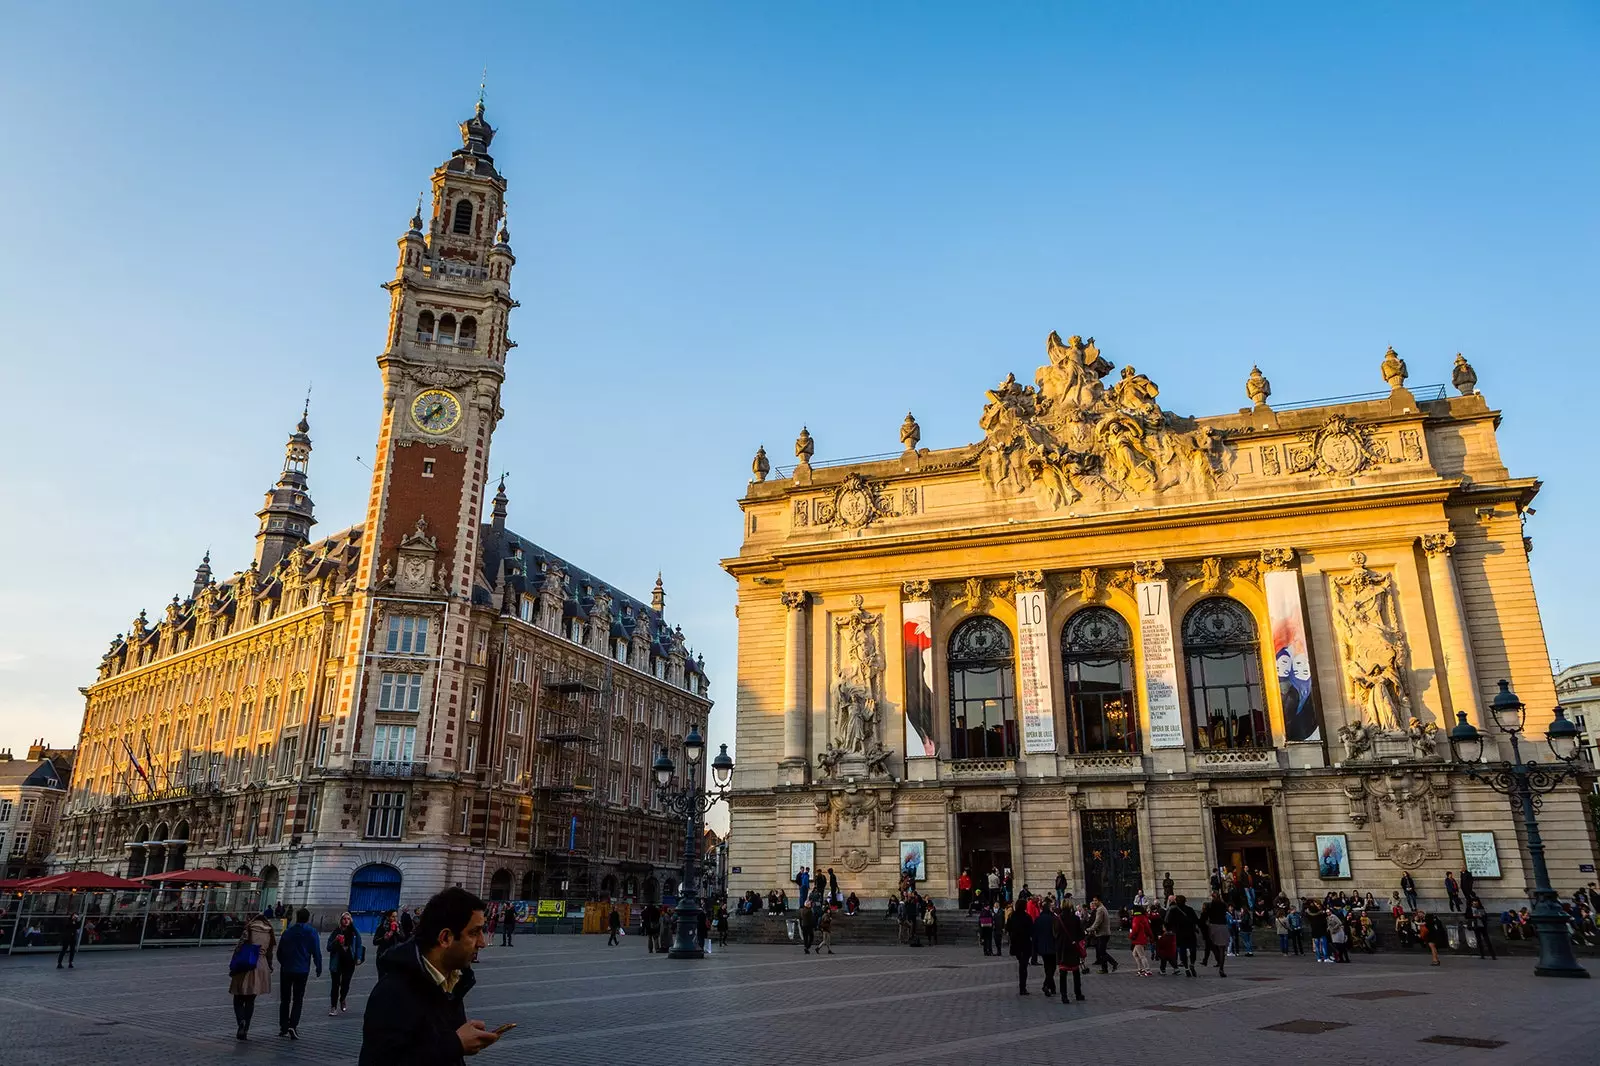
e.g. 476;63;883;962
122;736;151;792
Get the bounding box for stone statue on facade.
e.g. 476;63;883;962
1331;551;1412;732
1380;346;1409;389
751;444;769;482
820;596;887;777
978;331;1232;511
1246;365;1271;407
900;412;921;452
1452;353;1477;395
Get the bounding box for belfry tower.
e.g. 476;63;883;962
329;99;517;770
254;407;315;573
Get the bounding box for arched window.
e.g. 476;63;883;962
458;316;477;348
947;616;1017;759
452;198;474;235
416;310;435;341
1062;607;1138;754
436;313;457;345
1182;598;1268;749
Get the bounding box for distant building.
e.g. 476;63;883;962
1;741;73;881
1554;663;1600;772
52;102;712;924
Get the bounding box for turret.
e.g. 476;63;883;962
253;406;316;573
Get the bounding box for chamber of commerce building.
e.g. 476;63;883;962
724;336;1597;909
52;104;712;926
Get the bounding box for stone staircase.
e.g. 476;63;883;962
728;910;986;946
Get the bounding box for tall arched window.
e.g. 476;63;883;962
437;313;457;345
452;198;474;235
416;310;435;341
1182;598;1268;749
458;316;477;348
948;616;1017;759
1062;607;1138;754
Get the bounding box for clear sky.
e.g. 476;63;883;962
2;3;1597;783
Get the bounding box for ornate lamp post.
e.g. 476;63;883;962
653;727;733;959
1448;679;1589;978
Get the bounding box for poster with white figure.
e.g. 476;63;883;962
1136;580;1185;749
1015;589;1057;754
1266;568;1320;742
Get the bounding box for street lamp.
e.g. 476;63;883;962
1448;679;1590;978
654;733;734;959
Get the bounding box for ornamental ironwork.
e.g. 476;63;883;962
948;615;1013;664
1181;597;1258;650
1063;606;1132;657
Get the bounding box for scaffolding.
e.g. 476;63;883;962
530;668;608;902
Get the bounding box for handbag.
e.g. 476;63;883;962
229;940;262;975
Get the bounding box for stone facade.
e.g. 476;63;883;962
0;743;72;881
51;104;712;919
724;337;1597;911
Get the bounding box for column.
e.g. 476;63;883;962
1006;792;1026;886
1422;532;1485;729
779;592;810;784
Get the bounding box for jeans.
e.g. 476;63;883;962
1245;888;1256;908
801;928;814;952
1055;888;1065;907
1279;933;1289;953
1177;945;1195;971
1289;929;1304;954
980;928;993;954
1313;936;1330;961
502;924;514;945
330;967;353;1008
1239;929;1254;955
1404;891;1418;911
1093;934;1116;971
279;972;309;1032
57;933;77;967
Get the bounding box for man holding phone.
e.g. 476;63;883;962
359;887;507;1063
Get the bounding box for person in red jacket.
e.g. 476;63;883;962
1129;907;1154;976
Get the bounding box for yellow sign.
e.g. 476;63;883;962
536;900;566;919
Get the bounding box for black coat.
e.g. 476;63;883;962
1005;907;1034;959
1164;904;1198;948
358;940;475;1066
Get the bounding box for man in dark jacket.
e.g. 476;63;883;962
641;903;661;954
500;905;516;946
1006;902;1035;995
276;908;323;1040
359;887;499;1066
1033;898;1057;997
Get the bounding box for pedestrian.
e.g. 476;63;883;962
642;903;660;953
799;901;817;954
1129;906;1153;976
358;887;499;1064
1274;908;1290;955
979;903;995;955
1165;895;1198;978
1327;909;1349;964
275;907;323;1040
400;907;416;940
1307;901;1330;962
987;868;1001;904
1052;900;1086;1004
1237;903;1255;956
1088;896;1118;973
501;904;516;946
1400;872;1418;912
1444;872;1462;912
817;907;834;954
56;911;81;969
1418;910;1446;966
797;866;810;907
657;907;673;953
1162;872;1175;902
1006;896;1035;995
326;912;365;1016
228;909;277;1041
716;904;729;947
607;906;622;946
1199;893;1230;978
1054;870;1068;908
1460;867;1475;904
1033;897;1058;996
925;900;938;945
828;867;840;908
1467;896;1496;960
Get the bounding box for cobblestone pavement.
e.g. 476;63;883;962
2;937;1596;1065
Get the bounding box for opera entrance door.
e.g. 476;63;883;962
1081;809;1142;909
1212;806;1280;896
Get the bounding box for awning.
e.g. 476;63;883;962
141;868;261;885
14;871;147;891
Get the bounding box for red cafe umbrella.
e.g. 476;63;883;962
14;871;146;891
141;868;261;885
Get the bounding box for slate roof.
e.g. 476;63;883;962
0;759;67;790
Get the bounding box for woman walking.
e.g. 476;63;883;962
1165;895;1199;978
1418;910;1446;965
325;911;364;1015
1052;902;1087;1004
228;909;276;1040
1129;907;1154;976
1199;893;1231;977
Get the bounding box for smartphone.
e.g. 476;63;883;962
492;1023;518;1036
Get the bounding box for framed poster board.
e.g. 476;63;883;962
1315;833;1351;879
899;839;926;882
790;841;815;880
1460;831;1502;879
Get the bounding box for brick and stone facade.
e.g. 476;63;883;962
51;104;712;922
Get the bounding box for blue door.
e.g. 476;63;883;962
349;864;402;934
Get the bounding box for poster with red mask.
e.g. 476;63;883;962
1266;568;1320;742
902;599;936;757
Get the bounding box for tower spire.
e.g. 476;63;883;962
652;572;665;614
253;406;317;572
191;550;213;599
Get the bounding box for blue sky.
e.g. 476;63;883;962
1;2;1596;767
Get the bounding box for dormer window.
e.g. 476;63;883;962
570;619;586;644
452;199;474;235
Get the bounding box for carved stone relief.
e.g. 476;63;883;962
1330;552;1413;732
978;332;1234;510
817;596;891;778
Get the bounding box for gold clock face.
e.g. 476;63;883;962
410;389;462;434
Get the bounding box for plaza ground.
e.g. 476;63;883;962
1;933;1596;1064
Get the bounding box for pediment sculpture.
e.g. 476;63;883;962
978;332;1234;510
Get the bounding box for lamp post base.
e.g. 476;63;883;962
1531;899;1589;978
667;891;705;959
